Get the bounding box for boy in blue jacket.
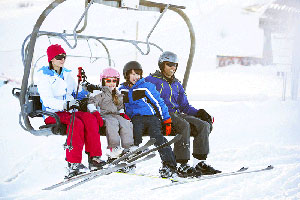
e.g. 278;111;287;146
145;51;221;176
119;61;180;178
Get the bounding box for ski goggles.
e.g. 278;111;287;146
54;54;66;60
104;79;118;83
166;62;178;67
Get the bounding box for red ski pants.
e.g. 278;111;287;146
45;111;102;163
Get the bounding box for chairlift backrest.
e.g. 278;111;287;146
17;0;195;136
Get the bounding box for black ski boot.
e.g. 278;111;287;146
117;164;136;173
195;161;221;175
107;156;117;164
88;156;106;171
159;162;177;178
177;163;202;178
65;162;89;179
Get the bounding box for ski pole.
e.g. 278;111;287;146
64;67;83;151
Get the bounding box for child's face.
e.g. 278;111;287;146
129;70;141;85
104;77;118;90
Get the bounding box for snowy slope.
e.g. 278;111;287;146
0;0;300;199
0;83;299;200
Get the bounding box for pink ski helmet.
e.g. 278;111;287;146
100;67;120;86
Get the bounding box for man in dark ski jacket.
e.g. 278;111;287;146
145;51;221;176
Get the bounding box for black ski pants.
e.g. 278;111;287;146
131;115;177;167
170;112;211;162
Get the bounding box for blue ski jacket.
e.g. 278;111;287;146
119;78;170;122
145;70;198;116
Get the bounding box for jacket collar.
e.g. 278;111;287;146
150;70;178;83
120;78;145;89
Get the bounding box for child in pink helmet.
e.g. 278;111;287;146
88;67;134;163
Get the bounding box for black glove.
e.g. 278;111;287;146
78;98;88;112
63;99;80;111
82;82;102;93
196;109;213;132
52;124;67;135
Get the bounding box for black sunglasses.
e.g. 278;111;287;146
54;54;66;60
166;62;178;67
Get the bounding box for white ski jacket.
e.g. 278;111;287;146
36;66;88;113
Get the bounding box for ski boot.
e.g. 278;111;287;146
177;163;202;178
159;162;177;178
88;156;106;171
65;162;89;179
194;161;221;175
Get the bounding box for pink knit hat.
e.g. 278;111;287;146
47;44;66;62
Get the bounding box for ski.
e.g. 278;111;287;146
115;171;182;182
125;134;182;163
43;138;156;190
110;138;156;165
151;165;274;190
43;163;127;190
61;153;156;191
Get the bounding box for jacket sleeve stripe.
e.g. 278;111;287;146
134;88;163;118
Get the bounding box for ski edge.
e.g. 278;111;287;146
151;165;274;190
61;153;156;191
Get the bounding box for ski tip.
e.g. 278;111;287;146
239;167;249;171
266;165;274;170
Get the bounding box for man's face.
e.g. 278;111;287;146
163;62;178;78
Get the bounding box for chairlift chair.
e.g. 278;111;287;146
13;0;195;136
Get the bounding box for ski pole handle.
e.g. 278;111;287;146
77;67;83;83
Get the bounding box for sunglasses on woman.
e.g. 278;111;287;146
105;79;118;83
54;54;66;60
166;62;178;67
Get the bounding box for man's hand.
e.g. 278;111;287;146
196;109;214;132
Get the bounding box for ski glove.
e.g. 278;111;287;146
82;82;102;93
196;109;214;132
78;98;88;112
163;118;172;136
120;113;130;120
63;99;80;111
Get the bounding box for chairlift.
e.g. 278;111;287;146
12;0;195;136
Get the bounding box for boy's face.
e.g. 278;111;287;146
129;70;141;85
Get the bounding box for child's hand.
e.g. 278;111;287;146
120;113;130;120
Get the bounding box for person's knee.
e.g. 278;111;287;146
174;118;190;136
72;117;84;130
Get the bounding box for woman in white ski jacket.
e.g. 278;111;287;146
36;44;105;178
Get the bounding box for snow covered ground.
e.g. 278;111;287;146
0;0;300;199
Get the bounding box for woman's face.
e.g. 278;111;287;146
129;70;141;85
104;77;118;90
51;54;66;69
